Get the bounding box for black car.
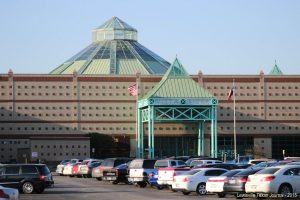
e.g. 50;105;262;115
196;163;241;170
102;163;130;184
223;168;261;198
0;164;54;194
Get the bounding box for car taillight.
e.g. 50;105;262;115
0;189;9;198
239;177;248;182
116;169;119;176
261;176;275;182
183;177;189;182
39;175;45;182
247;177;251;182
172;172;176;181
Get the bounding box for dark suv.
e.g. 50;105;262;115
0;164;54;194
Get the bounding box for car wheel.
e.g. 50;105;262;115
196;183;206;195
112;180;119;185
168;185;177;192
182;191;191;195
278;184;292;198
96;177;102;181
22;182;34;194
137;182;147;188
217;193;226;198
157;186;164;190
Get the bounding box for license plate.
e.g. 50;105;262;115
229;180;236;184
107;177;116;180
176;183;180;187
211;184;217;188
251;185;257;189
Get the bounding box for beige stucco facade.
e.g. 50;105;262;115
0;72;300;162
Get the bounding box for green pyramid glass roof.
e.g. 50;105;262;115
142;58;214;99
97;16;137;31
269;63;283;75
50;17;170;75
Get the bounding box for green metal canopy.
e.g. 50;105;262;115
137;58;218;159
142;58;214;99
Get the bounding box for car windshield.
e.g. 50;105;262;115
60;160;70;164
221;170;242;177
154;160;168;168
248;162;269;169
116;164;128;169
92;162;101;167
186;169;201;175
256;168;280;175
235;169;259;176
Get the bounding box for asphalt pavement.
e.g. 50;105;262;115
19;174;272;200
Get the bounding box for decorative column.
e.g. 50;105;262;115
214;106;218;158
210;106;215;157
198;120;205;156
148;106;154;159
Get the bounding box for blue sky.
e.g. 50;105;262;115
0;0;299;75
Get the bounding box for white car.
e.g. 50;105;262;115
55;159;70;175
172;168;228;195
77;159;102;177
190;160;223;168
245;165;300;197
0;186;19;200
206;169;243;198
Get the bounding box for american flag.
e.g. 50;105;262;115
128;84;138;96
227;87;234;100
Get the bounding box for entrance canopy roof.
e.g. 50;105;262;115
139;58;217;107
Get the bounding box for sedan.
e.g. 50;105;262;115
78;161;102;178
0;186;19;200
245;165;300;197
172;168;228;195
206;169;243;198
223;168;261;198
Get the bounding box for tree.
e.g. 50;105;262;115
87;133;130;158
88;133;115;158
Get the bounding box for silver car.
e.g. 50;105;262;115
0;186;19;200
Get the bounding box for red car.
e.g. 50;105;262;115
70;163;81;177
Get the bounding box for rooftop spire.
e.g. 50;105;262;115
269;61;283;75
92;16;138;42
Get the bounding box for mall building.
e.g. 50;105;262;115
0;17;299;163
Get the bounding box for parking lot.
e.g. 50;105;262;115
19;174;265;200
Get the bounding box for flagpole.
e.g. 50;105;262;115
233;79;237;160
136;75;139;157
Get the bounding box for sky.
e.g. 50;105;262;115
0;0;299;75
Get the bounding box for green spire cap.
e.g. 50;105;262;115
269;61;283;75
92;16;138;42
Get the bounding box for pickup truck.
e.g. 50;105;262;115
128;159;157;188
148;159;187;190
157;167;191;190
